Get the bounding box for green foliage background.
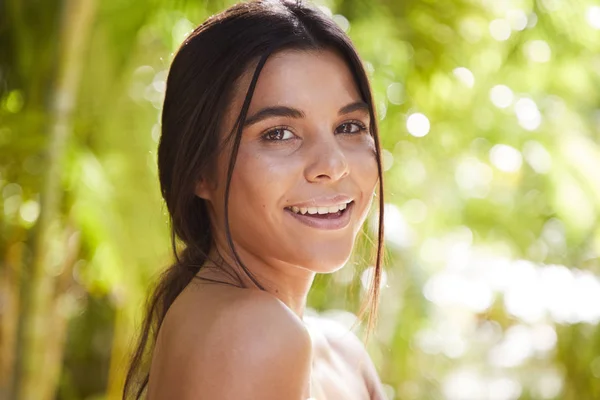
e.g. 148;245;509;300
1;0;599;399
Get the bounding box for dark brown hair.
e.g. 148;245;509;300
123;1;384;398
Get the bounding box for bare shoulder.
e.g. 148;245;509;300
304;313;368;367
148;286;312;400
305;314;388;400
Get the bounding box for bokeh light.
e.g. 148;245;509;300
489;84;514;108
514;97;542;130
524;40;551;63
587;6;600;29
406;113;430;137
489;19;511;41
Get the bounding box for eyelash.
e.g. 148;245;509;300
260;120;369;142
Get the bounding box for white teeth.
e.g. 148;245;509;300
288;202;351;215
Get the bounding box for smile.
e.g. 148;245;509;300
284;201;354;230
288;201;349;215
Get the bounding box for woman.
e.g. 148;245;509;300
124;0;387;398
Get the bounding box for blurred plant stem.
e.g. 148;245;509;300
14;0;96;398
0;229;26;398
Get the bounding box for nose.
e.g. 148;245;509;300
304;134;350;183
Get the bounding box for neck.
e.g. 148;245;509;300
197;240;316;319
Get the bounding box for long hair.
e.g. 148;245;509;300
123;1;385;398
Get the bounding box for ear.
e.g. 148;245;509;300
194;178;212;201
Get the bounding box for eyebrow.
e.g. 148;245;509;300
243;100;369;127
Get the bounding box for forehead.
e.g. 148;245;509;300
228;48;363;125
251;48;361;109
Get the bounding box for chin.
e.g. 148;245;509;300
310;262;346;274
294;248;353;274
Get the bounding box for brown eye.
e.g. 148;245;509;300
336;122;367;134
262;128;295;141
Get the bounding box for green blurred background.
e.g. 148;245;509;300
1;0;600;399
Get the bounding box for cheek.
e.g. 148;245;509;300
225;148;304;257
231;150;289;198
348;144;379;190
229;154;266;208
227;147;301;226
348;145;379;228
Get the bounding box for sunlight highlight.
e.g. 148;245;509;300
406;113;430;137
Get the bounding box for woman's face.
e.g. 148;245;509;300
198;48;378;274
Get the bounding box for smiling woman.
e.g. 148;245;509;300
122;1;386;399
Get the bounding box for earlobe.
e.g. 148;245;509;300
194;179;212;201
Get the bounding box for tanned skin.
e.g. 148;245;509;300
147;49;387;400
